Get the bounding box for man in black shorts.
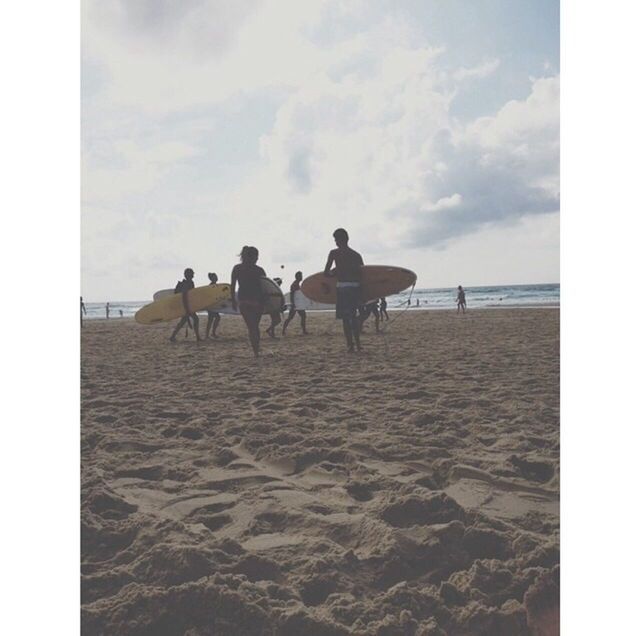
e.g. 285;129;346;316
324;228;364;353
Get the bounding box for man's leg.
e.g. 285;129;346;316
170;316;188;341
300;311;308;334
192;314;202;340
282;308;296;334
351;312;362;351
342;318;354;351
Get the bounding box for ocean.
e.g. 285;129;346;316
82;283;559;320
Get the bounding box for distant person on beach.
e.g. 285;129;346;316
359;299;380;333
266;277;283;338
457;285;467;314
231;246;266;357
119;309;123;317
106;302;110;319
170;268;202;342
282;271;309;335
380;297;389;321
81;296;87;327
417;299;420;307
324;228;364;353
206;272;221;339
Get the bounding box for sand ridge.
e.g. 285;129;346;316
81;309;559;635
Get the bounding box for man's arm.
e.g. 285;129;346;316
324;250;335;277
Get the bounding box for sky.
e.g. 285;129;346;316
81;0;559;301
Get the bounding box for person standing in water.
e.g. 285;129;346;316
81;297;87;327
266;277;283;338
231;246;266;357
106;302;110;319
379;297;389;321
205;272;221;339
170;268;201;342
282;271;309;335
324;228;364;353
457;285;467;314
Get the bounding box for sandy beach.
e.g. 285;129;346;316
81;308;559;635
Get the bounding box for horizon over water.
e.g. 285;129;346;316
83;283;560;320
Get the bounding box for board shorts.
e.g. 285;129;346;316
336;283;360;320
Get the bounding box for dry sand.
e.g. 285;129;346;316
81;309;559;635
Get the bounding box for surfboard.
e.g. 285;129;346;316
136;284;231;325
301;265;417;305
283;290;334;311
151;278;284;317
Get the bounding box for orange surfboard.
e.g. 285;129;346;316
301;265;416;304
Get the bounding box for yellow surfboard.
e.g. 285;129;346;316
135;284;231;325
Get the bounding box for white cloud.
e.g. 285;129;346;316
453;59;500;82
81;1;559;298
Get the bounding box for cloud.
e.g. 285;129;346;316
243;31;558;251
81;1;559;297
453;59;500;82
404;75;559;247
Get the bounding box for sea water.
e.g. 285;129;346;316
82;284;559;320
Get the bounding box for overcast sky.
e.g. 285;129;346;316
82;0;559;301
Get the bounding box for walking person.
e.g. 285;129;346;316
379;297;389;321
323;228;364;353
205;272;221;339
282;271;309;335
457;285;467;314
231;246;266;357
81;297;87;327
266;278;283;338
169;268;202;342
359;299;380;333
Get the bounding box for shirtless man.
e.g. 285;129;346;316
324;228;364;352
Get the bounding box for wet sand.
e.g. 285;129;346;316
81;309;559;635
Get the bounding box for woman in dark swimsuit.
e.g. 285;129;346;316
231;246;266;357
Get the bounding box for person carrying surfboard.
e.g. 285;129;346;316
205;272;221;339
169;268;202;342
282;271;309;336
266;277;283;338
231;246;266;357
324;228;364;353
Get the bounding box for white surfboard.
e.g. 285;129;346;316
283;290;334;311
